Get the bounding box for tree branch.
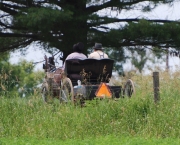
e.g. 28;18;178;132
105;40;175;48
0;38;34;52
88;18;179;27
86;0;154;14
0;32;38;38
0;3;19;15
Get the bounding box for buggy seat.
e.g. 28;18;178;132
64;59;114;86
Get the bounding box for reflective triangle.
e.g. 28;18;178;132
95;83;112;98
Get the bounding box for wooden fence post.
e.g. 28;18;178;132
153;72;160;103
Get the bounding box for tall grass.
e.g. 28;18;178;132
1;71;180;140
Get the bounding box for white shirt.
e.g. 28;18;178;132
88;50;108;59
63;52;87;69
65;52;87;60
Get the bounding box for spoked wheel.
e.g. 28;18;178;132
123;79;135;97
59;77;74;103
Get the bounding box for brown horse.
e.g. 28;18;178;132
49;68;64;98
42;55;64;99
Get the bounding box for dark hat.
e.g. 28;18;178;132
73;44;78;50
73;42;84;53
93;43;103;50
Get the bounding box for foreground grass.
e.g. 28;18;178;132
1;95;180;139
1;136;180;145
1;71;180;143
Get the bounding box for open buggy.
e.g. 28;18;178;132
41;56;135;104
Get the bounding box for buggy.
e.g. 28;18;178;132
41;56;135;104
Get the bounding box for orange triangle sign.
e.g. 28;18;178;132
95;83;112;98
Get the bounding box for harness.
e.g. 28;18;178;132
97;52;105;58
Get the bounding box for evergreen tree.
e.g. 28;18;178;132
1;0;180;73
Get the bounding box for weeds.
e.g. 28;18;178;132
1;70;180;140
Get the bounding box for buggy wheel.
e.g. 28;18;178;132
59;78;74;103
42;87;48;102
123;79;135;97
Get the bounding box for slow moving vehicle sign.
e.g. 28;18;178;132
95;83;112;98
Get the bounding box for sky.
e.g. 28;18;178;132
9;1;180;74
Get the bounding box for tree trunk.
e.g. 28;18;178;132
61;1;87;62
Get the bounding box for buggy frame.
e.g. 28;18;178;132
41;57;135;104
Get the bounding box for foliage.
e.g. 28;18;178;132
0;53;44;97
1;0;180;73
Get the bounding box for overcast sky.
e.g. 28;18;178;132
9;2;180;74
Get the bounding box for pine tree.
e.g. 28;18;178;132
1;0;180;73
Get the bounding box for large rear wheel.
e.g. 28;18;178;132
123;79;135;97
59;78;74;103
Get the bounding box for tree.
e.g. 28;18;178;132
0;53;44;97
1;0;180;72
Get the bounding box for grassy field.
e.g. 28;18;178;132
1;71;180;144
1;136;180;145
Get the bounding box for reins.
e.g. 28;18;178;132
32;50;62;66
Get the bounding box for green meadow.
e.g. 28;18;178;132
1;71;180;144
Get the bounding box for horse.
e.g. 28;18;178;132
42;55;64;100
